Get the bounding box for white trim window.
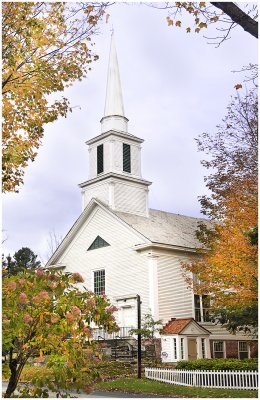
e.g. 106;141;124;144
213;341;225;358
194;294;211;322
238;341;250;359
93;269;105;295
201;338;206;358
173;338;177;360
180;338;184;360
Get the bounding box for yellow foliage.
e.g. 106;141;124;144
199;22;207;29
211;15;219;22
166;16;174;26
2;2;107;192
184;179;257;310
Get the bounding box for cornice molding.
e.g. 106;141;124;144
85;129;144;145
79;172;152;189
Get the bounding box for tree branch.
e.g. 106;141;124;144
210;2;258;38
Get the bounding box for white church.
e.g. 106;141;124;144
47;33;257;362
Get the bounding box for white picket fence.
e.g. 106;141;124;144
145;368;258;390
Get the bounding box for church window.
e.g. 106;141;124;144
97;144;104;174
94;269;105;295
194;294;210;322
194;294;201;321
123;143;131;173
87;236;110;251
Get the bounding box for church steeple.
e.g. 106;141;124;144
100;31;128;133
79;31;152;216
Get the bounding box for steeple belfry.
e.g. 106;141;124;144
100;31;129;133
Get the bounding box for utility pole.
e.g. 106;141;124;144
136;294;142;379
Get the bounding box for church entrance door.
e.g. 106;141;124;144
188;338;197;360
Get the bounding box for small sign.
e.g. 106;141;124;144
161;351;168;357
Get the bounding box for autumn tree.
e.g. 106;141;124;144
2;268;118;397
2;2;108;193
147;2;258;45
182;88;258;332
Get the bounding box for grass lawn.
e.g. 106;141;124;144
95;378;258;398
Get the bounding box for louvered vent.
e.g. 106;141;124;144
97;144;104;174
87;236;110;251
123;143;131;173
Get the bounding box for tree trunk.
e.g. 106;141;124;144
4;359;18;398
210;2;258;38
4;356;27;398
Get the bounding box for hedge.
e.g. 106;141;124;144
175;358;258;371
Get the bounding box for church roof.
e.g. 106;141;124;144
46;199;210;267
114;208;211;250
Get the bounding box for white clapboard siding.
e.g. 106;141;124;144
157;252;193;322
83;183;110;209
88;146;96;179
113;140;123;172
145;368;258;390
130;144;141;177
59;206;150;318
114;182;147;215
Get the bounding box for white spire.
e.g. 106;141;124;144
100;31;128;133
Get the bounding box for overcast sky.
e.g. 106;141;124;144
2;2;258;263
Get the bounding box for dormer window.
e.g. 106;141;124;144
97;144;104;174
123;143;131;173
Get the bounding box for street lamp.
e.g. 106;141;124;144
136;294;141;379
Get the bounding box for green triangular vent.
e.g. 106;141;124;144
87;236;110;251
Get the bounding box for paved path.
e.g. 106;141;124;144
2;382;161;398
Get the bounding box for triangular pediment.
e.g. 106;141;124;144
162;318;211;336
87;235;110;251
46;198;150;267
181;320;211;336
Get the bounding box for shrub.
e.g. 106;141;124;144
20;365;53;382
176;358;258;371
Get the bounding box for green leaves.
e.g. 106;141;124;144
129;313;162;339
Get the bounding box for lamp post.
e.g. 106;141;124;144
136;294;142;379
